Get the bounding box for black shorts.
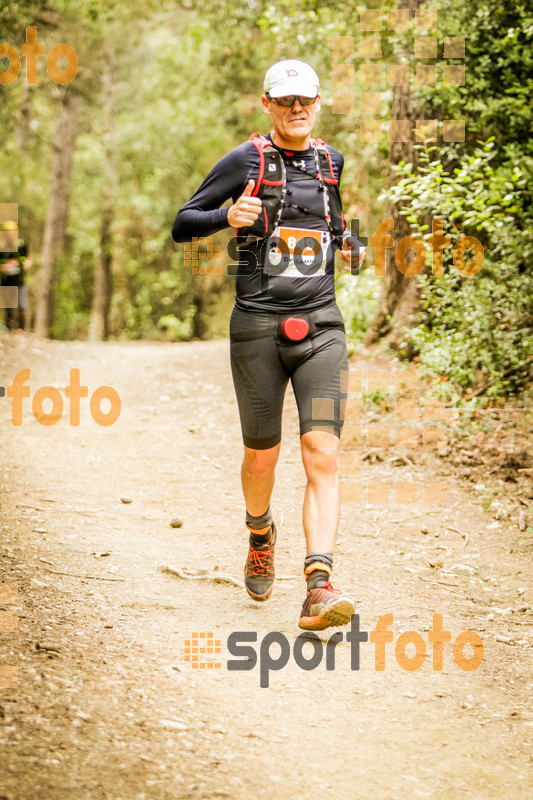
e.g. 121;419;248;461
229;302;349;450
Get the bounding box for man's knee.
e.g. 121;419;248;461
301;432;340;481
243;445;279;478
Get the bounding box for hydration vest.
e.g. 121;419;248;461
240;133;345;242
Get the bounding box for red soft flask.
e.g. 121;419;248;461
281;317;310;341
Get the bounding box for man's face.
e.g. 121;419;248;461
261;94;320;143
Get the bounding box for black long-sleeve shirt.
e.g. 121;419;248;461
172;132;345;312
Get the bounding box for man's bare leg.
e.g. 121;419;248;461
300;430;340;554
242;443;280;601
241;443;281;533
298;429;354;630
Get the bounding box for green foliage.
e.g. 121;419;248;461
1;0;530;398
0;2;229;340
0;1;43;37
1;0;391;341
385;139;533;395
158;313;192;341
377;0;533;398
430;0;533;148
336;267;381;346
362;390;391;409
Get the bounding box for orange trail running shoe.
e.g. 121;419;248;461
244;523;276;602
298;581;355;631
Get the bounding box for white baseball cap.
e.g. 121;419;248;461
263;59;320;98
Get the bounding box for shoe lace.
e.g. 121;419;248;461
247;544;274;576
310;582;341;600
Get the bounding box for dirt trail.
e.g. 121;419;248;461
0;332;532;800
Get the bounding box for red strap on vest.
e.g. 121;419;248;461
312;138;336;182
281;317;310;341
249;133;336;182
249;133;271;149
248;134;267;196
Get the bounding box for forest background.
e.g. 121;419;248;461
1;0;531;402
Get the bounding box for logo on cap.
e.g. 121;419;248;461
286;69;298;77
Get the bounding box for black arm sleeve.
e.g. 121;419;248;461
171;142;257;243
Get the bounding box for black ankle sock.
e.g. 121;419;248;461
305;552;333;591
307;569;330;590
246;506;273;531
246;507;274;548
249;527;272;548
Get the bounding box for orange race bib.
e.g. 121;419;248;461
264;226;332;278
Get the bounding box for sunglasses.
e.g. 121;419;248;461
266;94;318;107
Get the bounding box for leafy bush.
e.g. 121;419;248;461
383;139;533;396
336;267;381;351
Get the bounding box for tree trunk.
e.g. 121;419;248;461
191;292;208;340
89;46;116;341
35;87;81;338
15;82;33;152
364;0;422;354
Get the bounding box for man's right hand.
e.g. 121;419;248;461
227;179;262;228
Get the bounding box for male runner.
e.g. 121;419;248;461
172;59;364;630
